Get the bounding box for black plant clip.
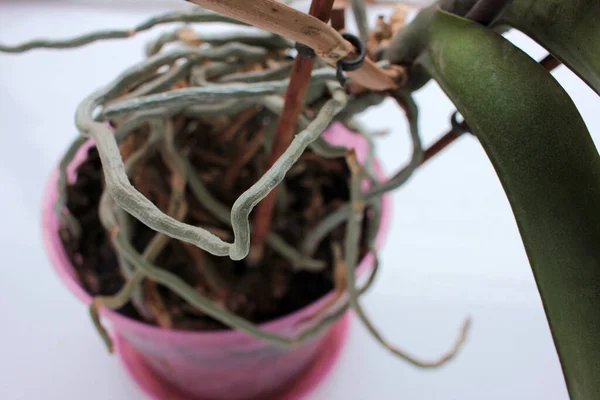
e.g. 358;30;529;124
336;32;366;86
295;42;316;58
294;33;366;87
451;111;472;136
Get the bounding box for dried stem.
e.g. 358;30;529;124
187;0;397;90
249;0;337;265
344;151;471;368
187;0;349;63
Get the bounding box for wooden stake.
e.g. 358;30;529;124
248;0;337;264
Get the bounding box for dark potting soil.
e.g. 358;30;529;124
59;110;372;331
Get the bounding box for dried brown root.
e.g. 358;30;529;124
222;129;265;193
295;241;347;326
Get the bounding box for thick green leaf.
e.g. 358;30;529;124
496;0;600;95
421;9;600;400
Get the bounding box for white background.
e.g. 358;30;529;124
1;1;598;399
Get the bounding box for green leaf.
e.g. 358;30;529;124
496;0;600;95
420;9;600;400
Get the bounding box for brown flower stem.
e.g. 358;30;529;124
248;0;337;265
331;4;346;31
421;113;470;165
539;54;561;72
420;130;463;165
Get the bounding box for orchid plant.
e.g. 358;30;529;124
1;1;599;399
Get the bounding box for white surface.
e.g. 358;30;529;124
0;2;598;400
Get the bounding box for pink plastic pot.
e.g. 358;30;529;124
42;122;392;400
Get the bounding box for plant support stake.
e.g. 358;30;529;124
249;0;337;264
